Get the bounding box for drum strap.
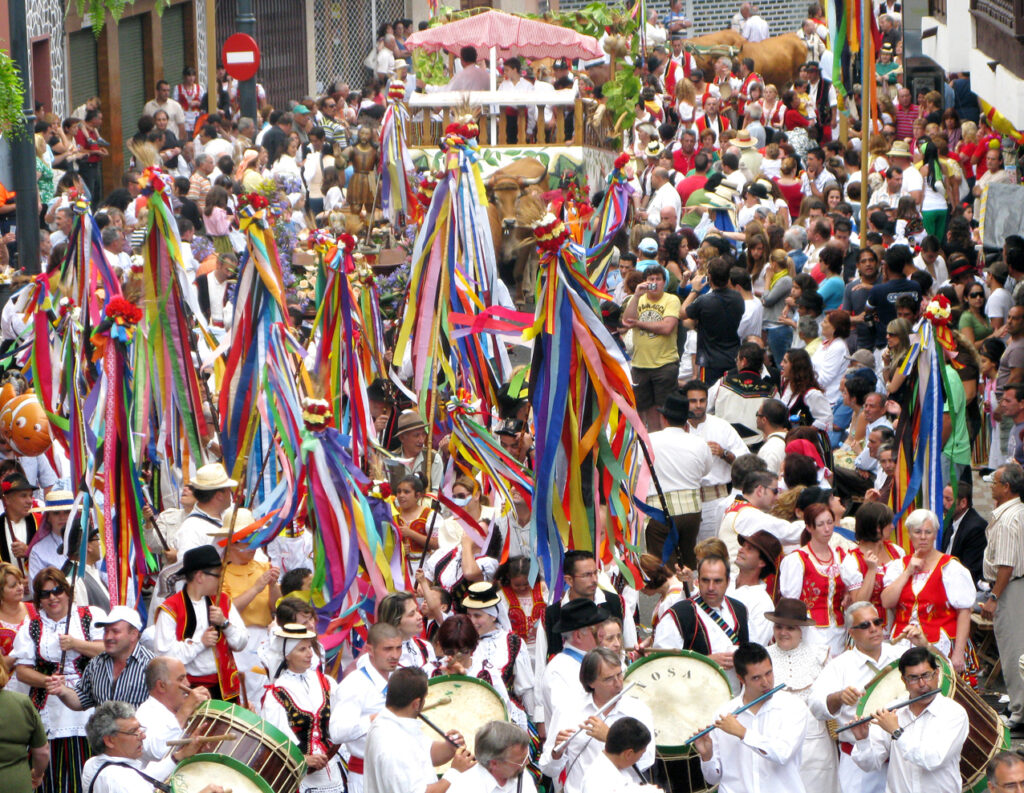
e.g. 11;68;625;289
88;762;172;793
694;596;739;645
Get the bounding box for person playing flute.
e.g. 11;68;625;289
692;642;810;793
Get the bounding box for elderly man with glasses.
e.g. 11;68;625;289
809;602;928;793
449;721;537;793
80;700;225;793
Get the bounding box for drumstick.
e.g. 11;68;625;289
833;688;941;733
418;713;460;748
421;696;453;712
683;683;786;746
165;732;239;747
553;681;639;754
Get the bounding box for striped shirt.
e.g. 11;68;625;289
983;497;1024;581
75;642;154;709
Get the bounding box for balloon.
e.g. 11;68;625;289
8;397;51;457
0;393;31;441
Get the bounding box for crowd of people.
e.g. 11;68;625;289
1;2;1024;793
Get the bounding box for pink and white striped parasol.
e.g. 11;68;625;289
404;10;602;61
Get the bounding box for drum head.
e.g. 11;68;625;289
171;755;273;793
856;655;953;717
420;675;508;772
625;650;733;758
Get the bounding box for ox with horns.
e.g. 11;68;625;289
486;157;548;307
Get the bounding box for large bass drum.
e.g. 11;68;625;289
858;655;1009;793
419;675;508;772
169;700;306;793
625;650;733;793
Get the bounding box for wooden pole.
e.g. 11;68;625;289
859;0;871;237
207;0;218;113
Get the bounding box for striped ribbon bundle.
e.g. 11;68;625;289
218;201;291;502
378;93;419;227
825;0;881;108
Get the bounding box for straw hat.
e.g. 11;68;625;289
213;506;257;539
273;622;318;641
886;140;912;159
462;581;502;610
734;130;757;148
39;490;74;512
191;463;238;491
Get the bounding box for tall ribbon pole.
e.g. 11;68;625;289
859;0;871;237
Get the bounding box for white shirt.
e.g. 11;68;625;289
28;530;68;586
851;694;969;793
758;432;788;475
726;582;774;645
266;530;314;575
808;644;904;728
644;181;682;226
686;416;748;487
536;645;586;725
579;750;650;793
880;557;975;654
653;597;743;690
900;165;924;196
737;298;764;340
152;595;247;677
719;501;803;570
812;339;849;404
741;14;770;41
539;692;655;793
364;708;442;793
449;762;539;793
173;508;224;555
647;426;712;494
136;695;183;780
81;754;153;793
699;690;810;793
329;656;389;764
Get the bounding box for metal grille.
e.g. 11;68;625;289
67;29;98;112
216;0;310;108
312;0;405;94
163;4;187;84
119;15;146;156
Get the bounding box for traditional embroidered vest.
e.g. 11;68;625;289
797;547;846;628
28;606;91;711
696;114;730;142
851;542;903;627
158;590;240;700
271;671;335;754
503;584;545;645
738;73;763;115
891;554;959;643
476;632;526;711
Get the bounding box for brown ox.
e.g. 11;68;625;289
486;157;547;305
690;31;806;92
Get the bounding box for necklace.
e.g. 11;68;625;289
809;543;833;565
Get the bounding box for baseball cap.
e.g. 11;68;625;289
638;237;659;254
95;605;143;631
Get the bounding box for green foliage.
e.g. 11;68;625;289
601;67;642;135
0;50;26;140
75;0;167;34
413;50;448;86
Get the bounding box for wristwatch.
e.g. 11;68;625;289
891;727;904;741
989;591;1000;601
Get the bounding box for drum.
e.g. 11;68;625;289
624;650;733;759
858;656;1009;793
419;675;508;772
171;700;306;793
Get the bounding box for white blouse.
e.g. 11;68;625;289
12;607;105;737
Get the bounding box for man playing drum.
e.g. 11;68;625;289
330;622;403;793
693;642;810;793
135;656;211;779
653;553;749;692
850;646;969;793
539;648;655;793
364;667;474;793
809;602;928;793
536;599;608;727
80;701;226;793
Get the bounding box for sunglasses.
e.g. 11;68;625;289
40;587;65;599
968;292;984;298
850;617;885;630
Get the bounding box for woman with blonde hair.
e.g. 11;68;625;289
761;84;784;128
774;155;804;219
675;78;698;127
0;562;29;683
763;248;795;366
956;120;979;190
35;135;55;208
868;132;891;174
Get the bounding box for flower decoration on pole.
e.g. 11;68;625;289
101;296;143;344
922;293;961;368
531;212;570;254
301;397;332;434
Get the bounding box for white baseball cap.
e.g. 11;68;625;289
95;605;143;631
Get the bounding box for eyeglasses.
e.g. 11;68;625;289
496;754;531;771
904;670;937;684
115;728;144;738
40;587;64;599
850;617;885;630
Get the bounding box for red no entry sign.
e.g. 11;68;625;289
222;33;261;82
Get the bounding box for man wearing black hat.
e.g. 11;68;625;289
153;545;248;701
654;554;749;691
728;530;783;645
0;473;38;575
536;597;609;727
644;391;712;569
